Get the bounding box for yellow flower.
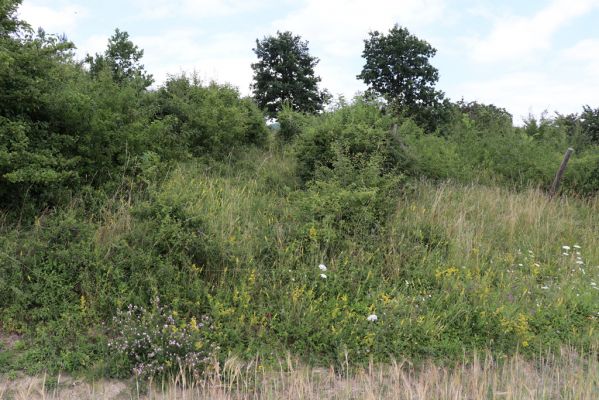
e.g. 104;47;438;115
189;317;199;331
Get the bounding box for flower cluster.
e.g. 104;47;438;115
108;298;216;378
318;263;327;279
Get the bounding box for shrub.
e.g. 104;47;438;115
294;96;399;184
154;74;268;157
109;299;216;378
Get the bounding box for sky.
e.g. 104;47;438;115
16;0;599;123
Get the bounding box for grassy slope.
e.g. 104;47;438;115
1;145;597;375
102;148;598;359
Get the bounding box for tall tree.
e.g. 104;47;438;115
85;28;153;88
251;31;329;118
357;25;444;129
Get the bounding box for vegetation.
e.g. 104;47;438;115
85;28;153;88
357;24;446;130
251;31;329;118
1;349;597;399
0;1;597;392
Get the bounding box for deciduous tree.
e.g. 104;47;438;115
251;31;329;118
358;25;444;130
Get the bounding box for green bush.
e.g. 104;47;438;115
294;96;399;184
155;74;268;157
277;102;310;142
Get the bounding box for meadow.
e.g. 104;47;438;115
1;4;599;395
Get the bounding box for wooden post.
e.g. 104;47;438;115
549;147;574;197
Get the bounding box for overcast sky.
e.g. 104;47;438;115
17;0;599;123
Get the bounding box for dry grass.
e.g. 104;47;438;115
390;182;599;268
1;349;596;400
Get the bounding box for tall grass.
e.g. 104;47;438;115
1;145;597;375
1;349;596;399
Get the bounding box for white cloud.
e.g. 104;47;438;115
269;0;446;96
18;2;88;35
468;0;599;63
132;0;280;19
272;0;446;57
561;38;599;74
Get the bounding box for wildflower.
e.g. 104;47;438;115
562;245;571;251
573;244;581;249
320;273;327;279
591;282;596;287
367;314;378;322
541;286;549;290
562;253;569;256
576;260;584;265
318;264;327;272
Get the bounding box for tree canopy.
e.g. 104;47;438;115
85;28;153;88
357;25;444;127
251;31;329;118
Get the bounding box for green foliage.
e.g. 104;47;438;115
357;24;444;130
0;6;598;380
155;74;268;156
564;150;599;195
294;97;400;184
0;27;78;207
251;31;329;118
580;105;599;144
85;28;153;88
277;102;310;142
1;149;598;376
456;100;513;135
0;0;24;37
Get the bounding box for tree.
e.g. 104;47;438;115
251;31;329;118
0;0;24;37
85;28;153;88
357;25;444;129
580;105;599;144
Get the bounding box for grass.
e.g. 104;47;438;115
1;348;597;399
0;145;597;382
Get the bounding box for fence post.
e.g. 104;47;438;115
549;147;574;197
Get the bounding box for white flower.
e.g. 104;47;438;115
573;244;581;249
591;282;597;287
318;264;327;272
562;253;570;256
562;245;571;250
320;273;327;279
367;314;378;322
541;285;549;290
576;260;584;265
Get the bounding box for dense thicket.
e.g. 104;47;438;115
0;3;597;380
0;4;267;213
